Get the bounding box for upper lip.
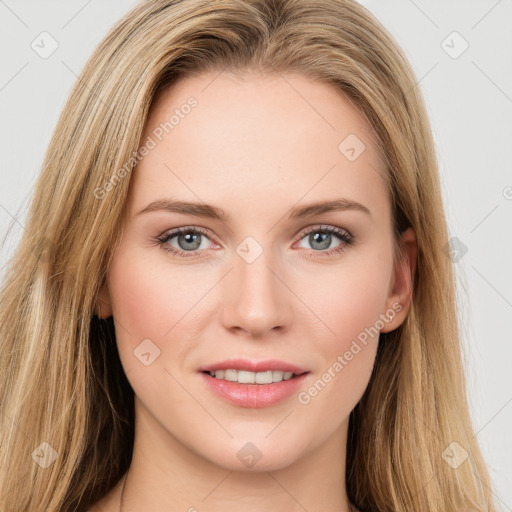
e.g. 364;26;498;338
198;358;309;375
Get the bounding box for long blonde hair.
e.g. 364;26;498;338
0;1;496;510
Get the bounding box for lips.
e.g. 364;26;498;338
197;358;309;375
199;370;310;408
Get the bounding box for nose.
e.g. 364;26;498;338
221;245;293;337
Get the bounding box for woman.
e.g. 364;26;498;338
0;0;496;511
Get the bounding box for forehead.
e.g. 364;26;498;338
126;71;387;221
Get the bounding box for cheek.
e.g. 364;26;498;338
293;247;392;404
108;254;162;332
106;250;199;356
106;249;224;383
301;250;392;348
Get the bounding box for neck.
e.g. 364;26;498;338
118;397;354;512
119;473;357;512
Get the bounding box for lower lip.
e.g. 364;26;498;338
199;371;310;408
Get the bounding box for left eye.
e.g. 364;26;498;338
296;225;352;252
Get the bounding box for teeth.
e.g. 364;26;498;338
207;369;296;384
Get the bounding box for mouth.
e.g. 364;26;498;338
201;369;309;385
199;369;311;408
198;358;309;379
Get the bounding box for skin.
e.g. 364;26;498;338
91;70;416;512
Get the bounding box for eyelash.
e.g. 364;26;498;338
156;224;354;259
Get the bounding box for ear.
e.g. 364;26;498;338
96;279;113;319
380;227;417;333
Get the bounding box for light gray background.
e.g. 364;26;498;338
1;0;511;509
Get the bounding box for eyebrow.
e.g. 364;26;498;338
136;198;371;220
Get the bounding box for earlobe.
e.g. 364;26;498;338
380;227;417;333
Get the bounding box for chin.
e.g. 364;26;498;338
198;435;305;473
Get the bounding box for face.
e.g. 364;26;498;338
98;70;415;472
